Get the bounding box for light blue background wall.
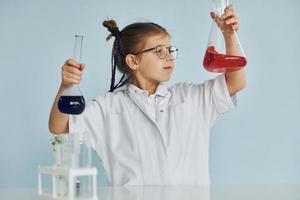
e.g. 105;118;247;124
1;0;299;188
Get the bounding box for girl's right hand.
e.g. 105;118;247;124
61;59;85;88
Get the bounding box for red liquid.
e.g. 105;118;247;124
203;46;247;73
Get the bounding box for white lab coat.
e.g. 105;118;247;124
69;74;237;186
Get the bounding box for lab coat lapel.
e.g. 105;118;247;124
126;90;168;156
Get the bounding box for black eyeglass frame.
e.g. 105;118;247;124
132;45;178;59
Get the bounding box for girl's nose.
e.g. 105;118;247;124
166;51;174;61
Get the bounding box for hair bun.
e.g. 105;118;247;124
103;19;117;31
103;19;120;40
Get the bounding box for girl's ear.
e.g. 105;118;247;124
125;54;139;71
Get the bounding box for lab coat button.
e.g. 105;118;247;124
160;110;164;112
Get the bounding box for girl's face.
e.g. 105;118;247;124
135;34;175;84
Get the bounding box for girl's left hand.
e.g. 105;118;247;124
210;5;239;37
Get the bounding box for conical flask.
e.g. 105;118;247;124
203;0;247;73
58;35;85;115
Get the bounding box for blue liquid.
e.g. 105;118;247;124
58;96;85;115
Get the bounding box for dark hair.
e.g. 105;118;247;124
102;19;169;92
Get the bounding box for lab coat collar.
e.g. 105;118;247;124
114;82;169;98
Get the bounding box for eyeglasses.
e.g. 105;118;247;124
132;45;178;59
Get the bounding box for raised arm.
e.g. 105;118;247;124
210;5;246;96
48;59;85;134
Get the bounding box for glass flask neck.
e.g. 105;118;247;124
213;0;229;15
73;35;83;63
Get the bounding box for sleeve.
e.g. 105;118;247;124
175;74;237;127
68;96;106;150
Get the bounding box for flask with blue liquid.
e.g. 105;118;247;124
58;35;85;115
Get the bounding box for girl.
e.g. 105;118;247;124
49;5;246;186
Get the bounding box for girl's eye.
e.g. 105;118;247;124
156;47;163;53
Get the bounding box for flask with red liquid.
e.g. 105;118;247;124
58;35;85;115
203;0;247;73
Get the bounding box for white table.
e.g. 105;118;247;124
1;185;300;200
